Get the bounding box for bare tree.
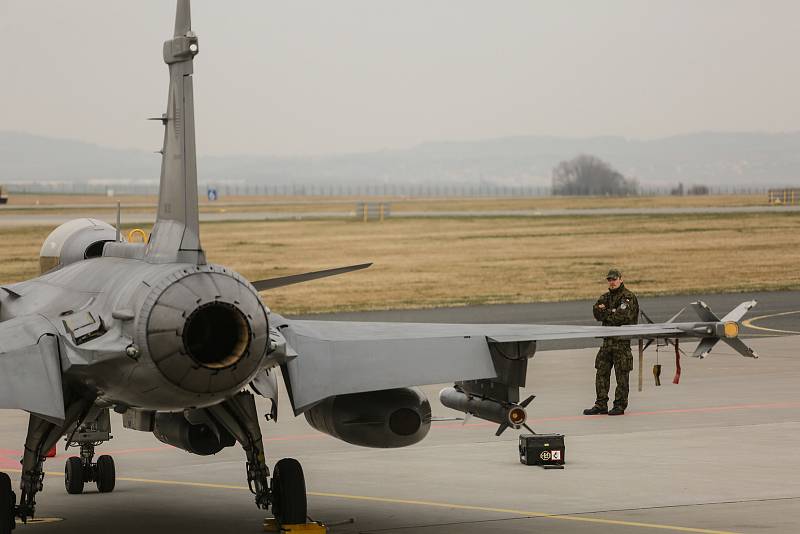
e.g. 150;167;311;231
552;154;638;196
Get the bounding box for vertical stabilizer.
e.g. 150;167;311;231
146;0;205;264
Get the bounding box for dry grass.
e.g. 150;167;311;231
1;193;773;216
2;212;798;314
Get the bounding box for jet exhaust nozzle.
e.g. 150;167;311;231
138;265;269;397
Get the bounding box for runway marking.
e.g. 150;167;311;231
307;492;742;533
4;469;738;533
14;518;63;526
742;310;800;335
433;401;800;430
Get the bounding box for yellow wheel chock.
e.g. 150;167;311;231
263;518;327;533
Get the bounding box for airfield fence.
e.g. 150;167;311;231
767;188;800;206
2;182;777;198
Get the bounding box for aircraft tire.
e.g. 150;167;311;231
271;458;307;525
0;472;15;534
64;457;84;495
95;456;115;493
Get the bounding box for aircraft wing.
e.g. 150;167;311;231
0;315;65;423
272;311;748;412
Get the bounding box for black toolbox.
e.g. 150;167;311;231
519;434;565;466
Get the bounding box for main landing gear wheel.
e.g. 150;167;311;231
271;458;307;525
0;472;15;534
95;455;115;493
64;457;84;495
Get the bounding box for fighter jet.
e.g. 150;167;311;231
0;1;759;530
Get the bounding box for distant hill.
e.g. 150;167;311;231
2;130;799;188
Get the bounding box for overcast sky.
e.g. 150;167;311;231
1;1;798;156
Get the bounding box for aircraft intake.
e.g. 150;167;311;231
304;387;432;448
137;265;269;398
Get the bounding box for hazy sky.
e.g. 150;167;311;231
1;1;798;156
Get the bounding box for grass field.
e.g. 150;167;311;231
1;210;798;314
0;193;775;216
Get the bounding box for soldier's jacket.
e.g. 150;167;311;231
592;284;639;350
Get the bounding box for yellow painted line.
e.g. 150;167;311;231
7;469;739;533
308;492;740;534
742;310;800;335
15;518;63;525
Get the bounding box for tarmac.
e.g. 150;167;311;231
1;296;798;533
0;205;798;226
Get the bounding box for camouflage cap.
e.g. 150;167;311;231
606;269;622;280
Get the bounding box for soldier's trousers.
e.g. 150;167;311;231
594;344;633;410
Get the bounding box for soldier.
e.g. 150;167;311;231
583;268;639;416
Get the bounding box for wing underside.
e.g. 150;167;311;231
275;317;696;412
0;315;65;423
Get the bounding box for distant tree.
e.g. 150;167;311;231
671;182;685;196
551;154;638;196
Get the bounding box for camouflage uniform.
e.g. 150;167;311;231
592;283;639;411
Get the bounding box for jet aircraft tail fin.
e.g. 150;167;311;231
145;0;204;265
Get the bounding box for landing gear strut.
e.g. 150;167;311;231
205;392;308;525
15;397;94;523
64;409;115;494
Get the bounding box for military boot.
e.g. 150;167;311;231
583;405;608;415
608;406;625;416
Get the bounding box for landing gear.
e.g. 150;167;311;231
203;392;310;526
17;396;94;523
64;454;115;495
206;392;272;510
1;472;15;534
271;458;307;525
64;458;84;495
63;408;115;495
96;455;116;493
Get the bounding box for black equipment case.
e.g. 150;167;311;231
519;434;565;466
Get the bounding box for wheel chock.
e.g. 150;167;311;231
264;518;328;533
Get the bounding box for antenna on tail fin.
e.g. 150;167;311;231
145;0;205;264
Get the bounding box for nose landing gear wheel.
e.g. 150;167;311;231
0;472;15;534
95;455;115;493
271;458;307;525
64;457;84;495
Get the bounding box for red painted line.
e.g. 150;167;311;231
432;401;800;429
104;446;173;455
0;457;19;469
265;433;329;442
0;450;20;470
1;402;797;465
